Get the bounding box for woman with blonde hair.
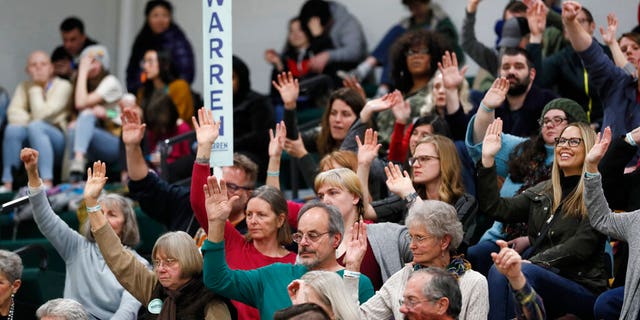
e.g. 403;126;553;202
287;271;359;320
478;119;607;319
82;160;233;319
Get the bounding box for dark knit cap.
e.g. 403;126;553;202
539;98;588;124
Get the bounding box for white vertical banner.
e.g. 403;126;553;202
202;0;233;167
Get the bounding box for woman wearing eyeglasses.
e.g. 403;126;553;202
356;199;488;320
20;148;144;319
478;119;608;319
81;160;233;319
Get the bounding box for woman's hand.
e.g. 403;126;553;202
384;162;416;198
83;161;108;205
193;107;221;148
344;221;367;272
287;279;307;305
20;148;41;187
203;175;238;222
121;108;146;146
491;240;526;290
599;13;619;46
308;17;324;37
78;55;93;74
92;105;107;119
269;121;287;158
481;118;503;167
356;128;381;167
585;126;611;172
272;72;300;110
561;1;582;23
481;77;509;109
284;134;309;159
342;75;366;101
391;99;411;125
360;91;401;123
438;51;468;90
264;49;283;69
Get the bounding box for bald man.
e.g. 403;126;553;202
2;51;72;191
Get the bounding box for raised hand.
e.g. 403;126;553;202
272;72;299;110
526;0;548;38
287;280;307;305
20;148;39;174
561;1;582;23
193;107;221;147
481;118;503;167
481;77;509;109
599;13;619;46
360;91;401;123
391;99;411;125
83;161;108;203
308;17;324;37
203;175;238;222
585;126;612;170
121;108;146;146
438;51;468;90
356;128;381;167
342;75;366;101
491;240;525;288
269;121;287;158
284;134;309;159
344;221;367;271
384;162;416;198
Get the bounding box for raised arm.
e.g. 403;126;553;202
472;77;509;144
562;1;593;52
190;107;221;232
438;51;469;116
599;13;631;71
480;119;504;169
205;176;239;243
74;55;105;110
356;129;381;220
121;108;148;181
384;162;418;203
267;121;287;190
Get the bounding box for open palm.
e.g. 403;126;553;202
357;128;381;166
121;109;146;146
272;72;299;107
204;175;238;222
482;119;503;159
193;107;220;146
438;51;467;90
84;161;108;201
585;127;611;166
384;162;415;198
482;77;509;109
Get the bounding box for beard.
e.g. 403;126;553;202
298;248;320;269
506;74;531;96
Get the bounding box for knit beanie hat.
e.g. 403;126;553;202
80;45;110;71
539;98;588;124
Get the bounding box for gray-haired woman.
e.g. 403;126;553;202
21;148;145;319
356;199;489;320
0;249;35;320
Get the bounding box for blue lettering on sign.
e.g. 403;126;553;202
209;65;223;85
209;38;223;58
210;89;223;110
209;12;224;32
213;142;228;151
218;115;224;136
206;0;224;7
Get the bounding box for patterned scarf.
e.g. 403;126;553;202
413;255;471;279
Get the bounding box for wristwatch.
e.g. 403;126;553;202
404;192;419;208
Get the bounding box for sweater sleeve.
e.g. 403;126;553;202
29;79;72;123
93;223;157;305
578;40;632;101
388;122;407;162
6;83;31;125
459;271;489;320
584;174;637;241
29;188;83;262
359;270;399;320
112;290;143;320
461;10;499;74
190;162;211;233
202;240;265;307
600;137;636;210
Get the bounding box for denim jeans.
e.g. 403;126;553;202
69;110;119;164
2;121;65;182
488;262;598;320
593;286;623;320
467;240;500;276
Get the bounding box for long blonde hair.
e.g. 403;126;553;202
420;70;473;117
413;135;465;204
548;122;595;218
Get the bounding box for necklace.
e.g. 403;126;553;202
5;294;14;320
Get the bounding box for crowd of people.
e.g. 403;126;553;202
2;0;640;319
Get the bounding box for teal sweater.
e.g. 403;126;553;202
202;240;375;319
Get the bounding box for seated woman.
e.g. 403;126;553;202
356;199;488;319
137;48;193;126
286;271;359;320
0;250;36;320
2;50;71;191
273;72;365;187
377;135;484;250
20;148;144;319
478;119;608;319
126;0;194;93
81;160;233;319
68;45;124;179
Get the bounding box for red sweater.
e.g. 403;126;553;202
190;162;297;319
387;122;414;163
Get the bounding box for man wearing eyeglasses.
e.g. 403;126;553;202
122;108;258;236
202;192;374;320
399;267;462;320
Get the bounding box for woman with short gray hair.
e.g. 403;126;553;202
36;298;88;320
20;148;145;319
357;199;489;320
0;249;33;320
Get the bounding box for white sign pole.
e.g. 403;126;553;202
202;0;233;166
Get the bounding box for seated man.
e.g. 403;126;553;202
121;108;257;236
51;16;97;79
399;267;463;320
202;195;375;319
2;51;71;192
